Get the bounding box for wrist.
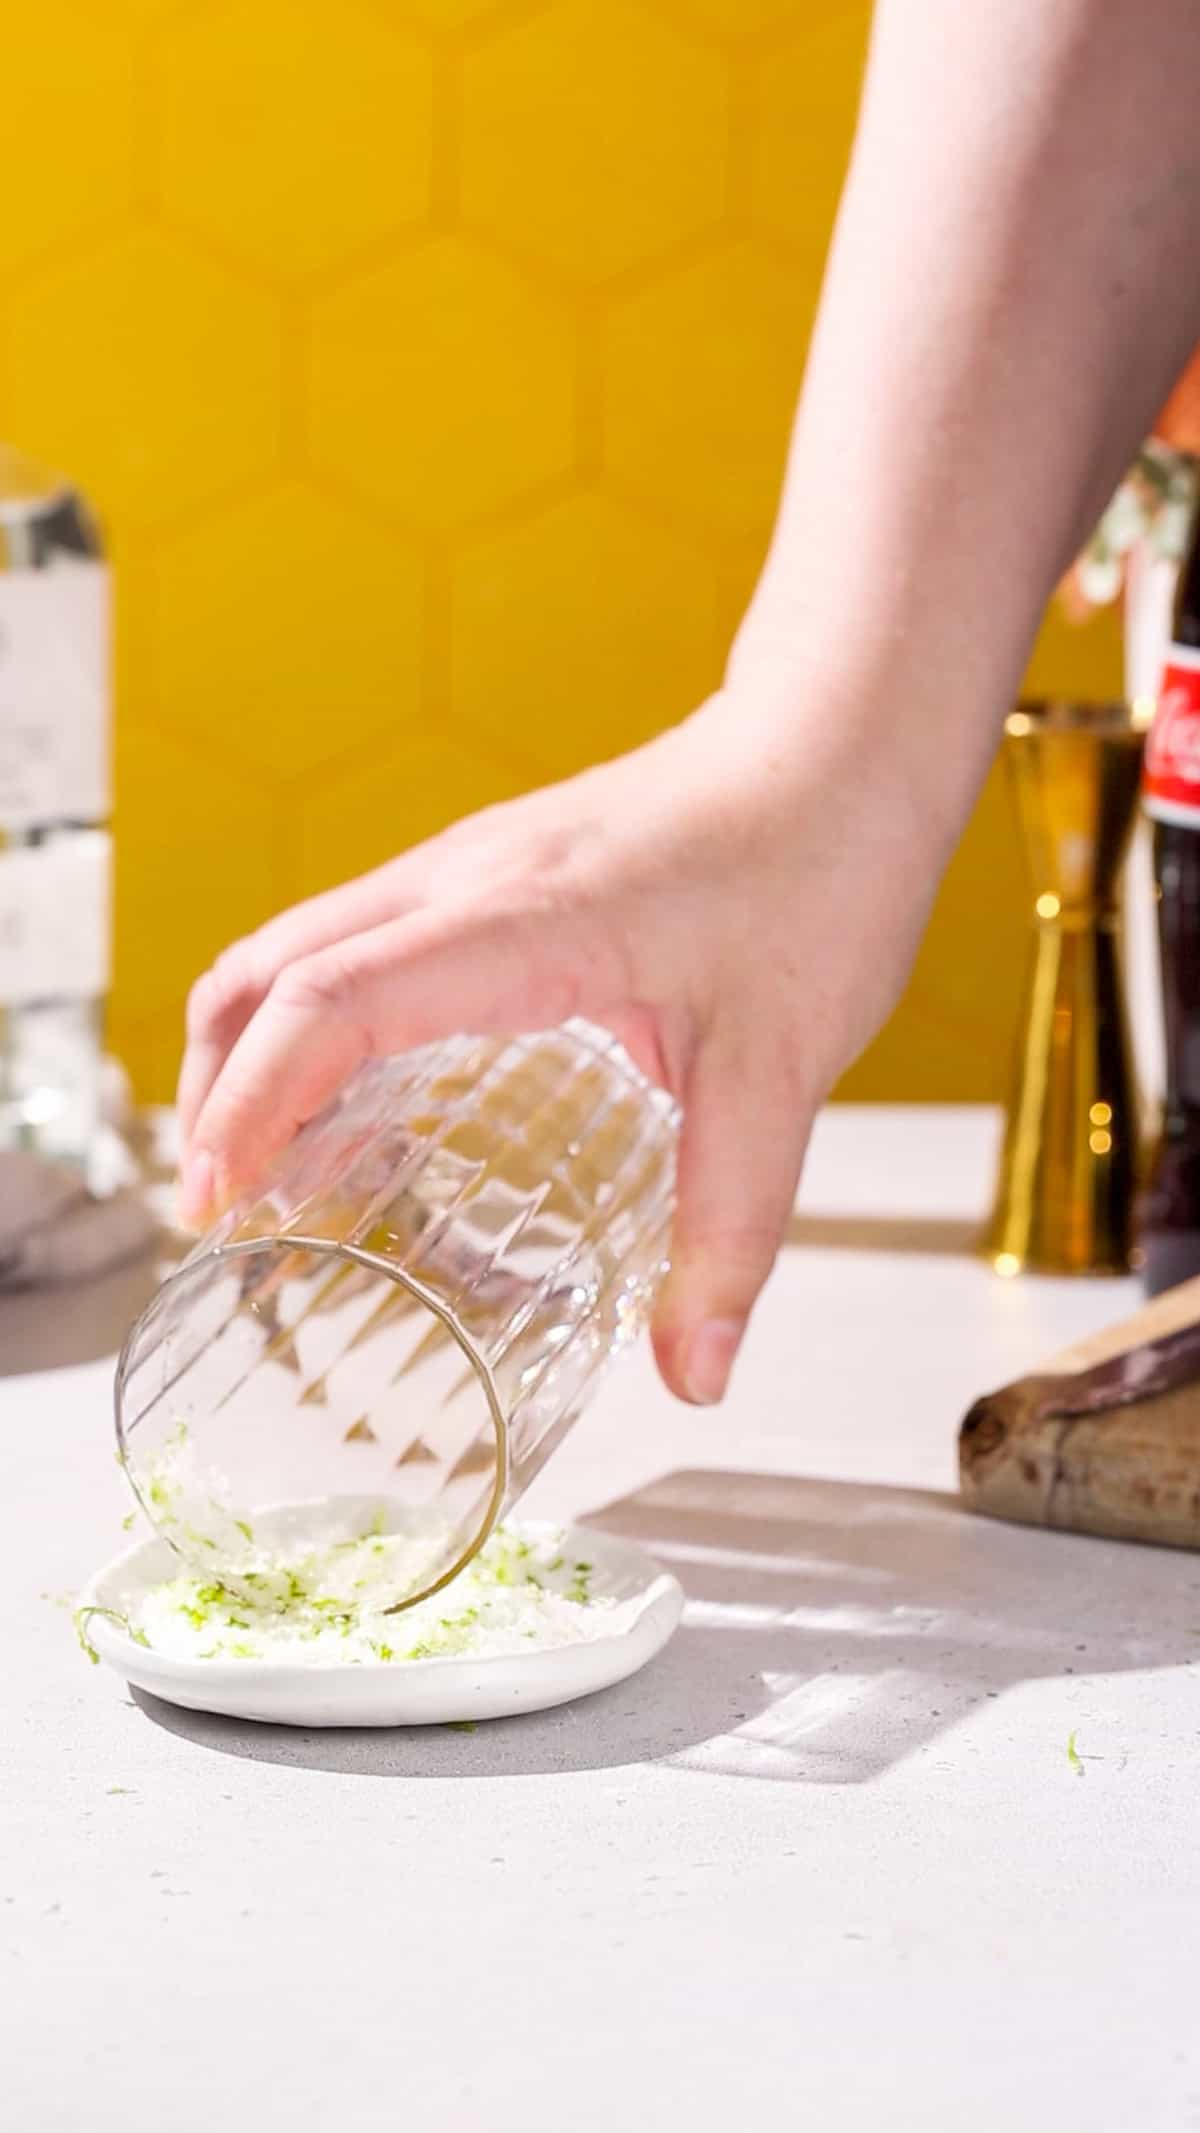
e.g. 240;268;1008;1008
705;637;996;872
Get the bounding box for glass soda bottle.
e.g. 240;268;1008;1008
1140;499;1200;1291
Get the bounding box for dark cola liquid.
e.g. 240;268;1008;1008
1141;819;1200;1292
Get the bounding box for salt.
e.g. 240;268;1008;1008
124;1519;609;1667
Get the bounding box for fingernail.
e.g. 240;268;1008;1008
682;1317;745;1406
178;1149;214;1231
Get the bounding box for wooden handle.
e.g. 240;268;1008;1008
959;1280;1200;1551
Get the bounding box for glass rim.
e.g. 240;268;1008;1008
112;1230;510;1617
1007;697;1153;737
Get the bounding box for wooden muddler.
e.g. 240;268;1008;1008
959;1277;1200;1549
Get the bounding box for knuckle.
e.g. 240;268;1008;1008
268;949;354;1019
186;942;263;1037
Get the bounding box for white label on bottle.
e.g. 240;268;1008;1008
0;831;110;1003
0;558;109;826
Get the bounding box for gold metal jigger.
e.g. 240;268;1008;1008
984;699;1152;1277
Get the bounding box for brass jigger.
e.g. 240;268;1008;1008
984;699;1151;1277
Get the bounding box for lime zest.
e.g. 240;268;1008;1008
105;1521;610;1668
74;1604;133;1665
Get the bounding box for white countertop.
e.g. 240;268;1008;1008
3;1107;1198;2132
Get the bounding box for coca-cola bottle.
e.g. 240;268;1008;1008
1140;505;1200;1291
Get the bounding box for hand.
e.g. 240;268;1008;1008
177;690;942;1404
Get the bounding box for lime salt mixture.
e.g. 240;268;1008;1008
128;1524;604;1667
87;1426;607;1667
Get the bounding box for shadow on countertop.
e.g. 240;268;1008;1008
0;1121;181;1376
132;1467;1200;1785
0;1250;166;1376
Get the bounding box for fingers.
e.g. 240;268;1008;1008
652;1036;814;1407
178;904;593;1226
176;858;429;1146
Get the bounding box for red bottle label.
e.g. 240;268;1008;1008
1145;646;1200;825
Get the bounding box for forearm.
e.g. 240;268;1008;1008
731;0;1200;839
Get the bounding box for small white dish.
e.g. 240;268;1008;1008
78;1520;683;1729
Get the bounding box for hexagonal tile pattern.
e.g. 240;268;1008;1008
151;482;424;779
0;3;1081;1103
158;2;434;280
747;7;872;255
113;725;279;1022
604;241;810;543
645;0;814;36
4;230;282;532
309;236;576;529
461;0;727;284
452;490;719;778
291;736;528;901
0;14;135;272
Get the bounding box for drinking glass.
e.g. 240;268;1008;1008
115;1021;678;1609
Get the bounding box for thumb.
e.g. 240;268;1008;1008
652;1037;812;1406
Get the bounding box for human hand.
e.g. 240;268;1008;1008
177;689;944;1404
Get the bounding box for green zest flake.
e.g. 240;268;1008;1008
74;1611;101;1665
182;1526;218;1552
234;1519;255;1544
447;1720;477;1733
74;1605;134;1665
374;1643;396;1662
228;1642;256;1660
1067;1730;1084;1776
547;1556;564;1573
567;1560;594;1606
121;1510;137;1532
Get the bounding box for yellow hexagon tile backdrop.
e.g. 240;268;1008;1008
0;0;1123;1103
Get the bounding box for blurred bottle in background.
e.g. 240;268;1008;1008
0;444;110;1172
1141;496;1200;1292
